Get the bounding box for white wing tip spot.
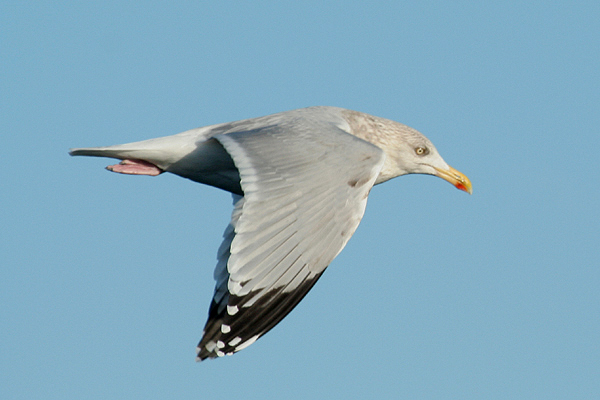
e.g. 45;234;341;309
221;324;231;333
228;336;242;347
228;280;243;295
204;340;217;352
234;335;260;352
227;305;239;315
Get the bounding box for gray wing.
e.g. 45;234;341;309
196;119;385;360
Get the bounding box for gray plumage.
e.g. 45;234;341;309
70;106;471;361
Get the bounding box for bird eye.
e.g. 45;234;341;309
415;147;429;156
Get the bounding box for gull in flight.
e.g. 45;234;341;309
70;106;472;361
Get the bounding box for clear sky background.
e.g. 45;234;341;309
2;2;598;399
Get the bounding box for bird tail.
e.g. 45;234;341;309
68;128;209;171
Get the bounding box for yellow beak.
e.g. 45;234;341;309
433;165;473;194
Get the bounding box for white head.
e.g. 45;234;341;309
342;110;472;193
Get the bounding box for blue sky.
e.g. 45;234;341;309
2;2;598;399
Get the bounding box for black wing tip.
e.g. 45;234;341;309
196;270;326;361
195;346;218;362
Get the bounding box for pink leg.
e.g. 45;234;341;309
106;159;163;176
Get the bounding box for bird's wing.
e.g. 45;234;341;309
196;120;385;360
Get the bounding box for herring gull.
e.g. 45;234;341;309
70;106;472;361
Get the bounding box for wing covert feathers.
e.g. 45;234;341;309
197;117;385;360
